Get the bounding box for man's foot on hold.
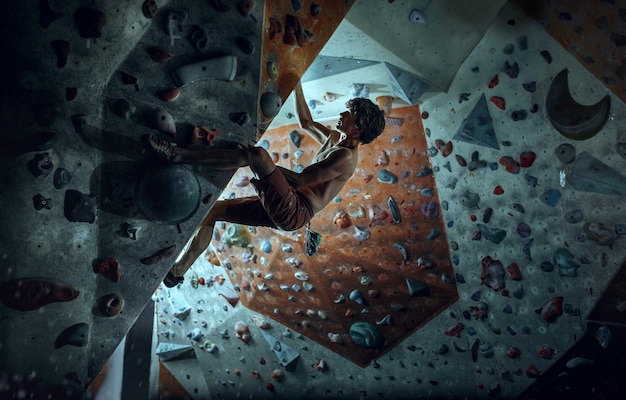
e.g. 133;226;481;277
144;134;177;162
163;270;184;288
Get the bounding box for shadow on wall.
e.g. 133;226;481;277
211;105;459;367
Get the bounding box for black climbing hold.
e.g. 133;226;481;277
54;168;72;189
28;153;54;177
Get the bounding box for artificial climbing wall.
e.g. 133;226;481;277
151;2;626;399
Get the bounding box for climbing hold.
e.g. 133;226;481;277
142;0;158;18
39;0;65;28
349;290;364;305
537;296;563;322
478;224;506;244
481;256;506;291
53;168;72;189
158;88;181;102
554;248;580;277
236;36;255;55
421;188;433;197
74;8;106;40
50;40;70;68
170;55;238;88
503;61;519;79
421;201;439;219
186;26;209;53
0;278;80;311
376;96;395;115
541;189;561;207
456;154;467;167
583;222;617;246
546;69;610;140
376;169;398;184
406;278;429;297
96;293;124;317
490;96;506;110
569;151;626;196
453;94;500;150
409;9;427;23
507;263;522;280
444;323;464;337
516;222;531;238
235;321;251;344
349;322;384;349
493;185;504;195
32;194;52;211
96;257;121;283
147;46;173;63
55;323;90;348
468;151;487;171
555;143;576;163
260;92;282;119
387;196;400;223
155;109;176;136
519;151;536;168
377;150;389;167
64;190;97;223
511;110;527;121
488;74;499;89
483;208;493;223
28;153;54;177
522;81;536;92
499;156;520;174
459;191;480;208
435;139;453;157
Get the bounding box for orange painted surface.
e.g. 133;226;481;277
158;362;192;400
515;0;626;103
217;105;458;367
258;0;355;132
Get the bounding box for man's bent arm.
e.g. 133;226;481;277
294;82;335;145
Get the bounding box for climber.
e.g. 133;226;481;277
147;81;385;287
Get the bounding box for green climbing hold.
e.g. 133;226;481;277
349;322;384;349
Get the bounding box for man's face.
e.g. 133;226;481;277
337;111;359;134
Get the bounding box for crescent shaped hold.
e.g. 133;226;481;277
546;69;611;140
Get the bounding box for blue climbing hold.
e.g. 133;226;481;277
377;169;398;184
542;189;561;207
421;188;433;197
452;255;459;265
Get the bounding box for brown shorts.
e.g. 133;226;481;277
224;169;312;231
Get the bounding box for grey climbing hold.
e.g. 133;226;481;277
377;169;398;184
546;69;611;140
170;55;237;88
260;92;282;118
570;151;626;196
478;224;507;244
554;248;580;277
453;94;500;150
555;143;576;163
459;191;480;208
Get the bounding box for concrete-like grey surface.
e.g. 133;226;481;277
0;0;260;398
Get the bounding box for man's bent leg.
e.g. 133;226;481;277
148;136;276;178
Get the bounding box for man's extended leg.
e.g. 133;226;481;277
165;200;227;286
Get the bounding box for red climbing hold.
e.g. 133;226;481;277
488;74;499;89
499;156;520;174
456;154;467;167
435;139;453;157
493;185;504;195
490;96;506;110
519;151;536;168
507;262;522;280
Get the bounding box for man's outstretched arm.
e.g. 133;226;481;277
294;81;338;145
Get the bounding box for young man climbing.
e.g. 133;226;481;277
148;81;386;287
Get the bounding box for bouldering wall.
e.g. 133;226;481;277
150;2;626;399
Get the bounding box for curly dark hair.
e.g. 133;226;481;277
346;97;386;144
